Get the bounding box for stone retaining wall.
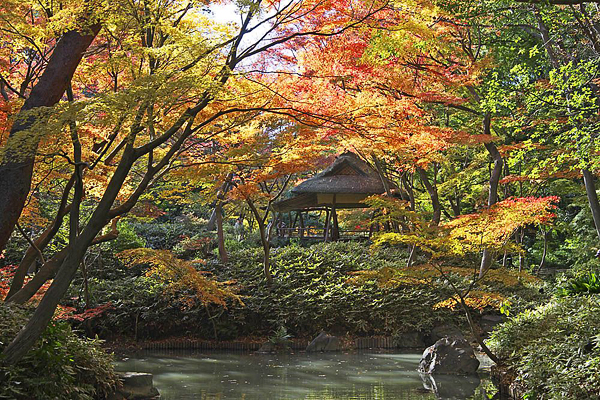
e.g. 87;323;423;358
140;336;401;351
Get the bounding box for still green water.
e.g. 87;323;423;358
116;351;491;400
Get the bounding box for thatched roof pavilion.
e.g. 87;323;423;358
272;152;395;240
272;151;393;213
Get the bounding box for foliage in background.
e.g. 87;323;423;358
556;270;600;297
347;262;545;317
216;242;456;337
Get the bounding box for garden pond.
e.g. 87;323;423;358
116;351;497;399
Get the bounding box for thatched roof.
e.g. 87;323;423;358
272;152;394;212
291;152;391;195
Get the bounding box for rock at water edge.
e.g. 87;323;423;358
306;331;341;352
419;337;480;375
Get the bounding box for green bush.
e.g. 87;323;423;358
0;304;118;400
83;275;195;339
556;269;600;297
209;242;459;338
106;221;146;253
488;296;600;399
83;241;544;341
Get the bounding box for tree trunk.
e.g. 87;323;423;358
518;228;525;274
401;173;416;211
582;168;600;242
479;115;503;278
3;147;134;365
299;212;305;239
459;297;500;365
207;173;234;231
2;238;92;364
216;203;228;263
5;187;73;301
0;25;101;253
331;195;339;240
7;221;119;305
407;244;416;267
258;220;272;284
536;228;548;275
246;199;272;284
372;155;392;196
324;208;332;241
417;167;441;225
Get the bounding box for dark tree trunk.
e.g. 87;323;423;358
2;148;134;365
3;246;90;364
582;168;600;242
299;212;305;239
246;199;272;284
207;173;234;231
6;216;119;305
331;195;340;240
324;208;332;241
417;167;441;225
407;244;417;267
401;173;416;211
536;228;548;275
479;114;503;278
5;178;74;300
0;25;101;253
216;204;228;263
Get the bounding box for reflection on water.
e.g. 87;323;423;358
116;351;492;400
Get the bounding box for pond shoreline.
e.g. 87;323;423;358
103;334;425;356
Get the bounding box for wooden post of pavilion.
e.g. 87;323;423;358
324;208;332;242
332;194;340;240
299;211;305;239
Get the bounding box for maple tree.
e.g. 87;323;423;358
0;0;391;364
361;193;557;363
118;248;241;308
2;2;600;392
261;0;600;279
254;1;509;277
174;115;331;283
0;0;103;252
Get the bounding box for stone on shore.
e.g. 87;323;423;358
109;372;160;400
306;331;341;352
418;337;480;375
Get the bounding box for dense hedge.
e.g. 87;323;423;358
0;304;118;400
84;241;546;341
82;242;464;339
211;242;459;338
489;295;600;400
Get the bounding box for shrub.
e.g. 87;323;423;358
84;241;544;341
556;271;600;297
106;221;146;253
0;303;118;400
209;242;459;337
488;296;600;399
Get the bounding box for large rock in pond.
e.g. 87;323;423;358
109;372;160;400
306;331;341;352
418;337;480;375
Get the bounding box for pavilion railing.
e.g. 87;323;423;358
276;226;371;240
